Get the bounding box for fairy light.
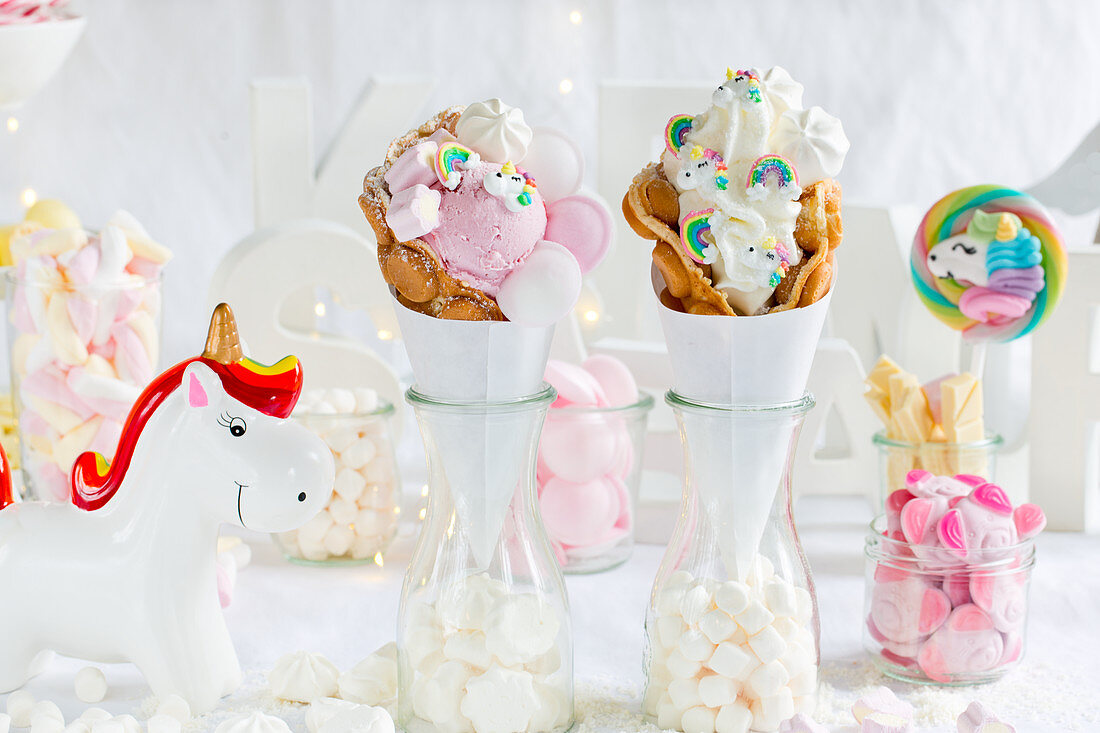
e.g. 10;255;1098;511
377;329;394;341
583;309;599;323
558;79;574;95
420;484;429;497
569;10;582;24
418;507;427;521
393;506;402;515
314;302;326;317
373;552;384;567
6;117;18;133
20;188;37;209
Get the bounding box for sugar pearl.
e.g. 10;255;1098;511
322;524;354;556
75;666;107;703
698;674;739;708
707;642;757;680
333;468;366;502
327;497;358;525
341;438;377;470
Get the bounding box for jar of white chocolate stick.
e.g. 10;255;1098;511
6;268;162;502
274;387;401;564
873;432;1002;510
644;393;818;733
399;386;572;733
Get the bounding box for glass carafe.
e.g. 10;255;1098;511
643;392;818;733
399;386;572;733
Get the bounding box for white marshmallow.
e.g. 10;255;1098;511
63;720;91;733
680;585;712;625
31;701;63;725
747;556;775;585
680;706;717;733
341;438;377;470
483;594;560;667
735;600;775;635
772;617;802;641
333;468;367;502
110;716;139;733
748;626;787;664
657;585;688;617
412;661;472;726
657;615;686;649
715;581;751;616
753;689;794;731
699;609;737;644
707;642;757;680
460;666;539;733
794;587;814;624
145;715;181;733
852;686;913;725
325;388;358;414
780;641;815;679
79;710;111;723
715;702;753;733
324;429;358;454
747;660;790;698
6;690;34;727
764;580;800;619
353;388;379;413
155;695;192;725
88;721;123;733
30;715;64;733
698;674;739;708
656;694;681;730
789;669;818;697
666;648;703;679
74;666;107;703
667;677;702;711
0;713;10;733
677;629;716;663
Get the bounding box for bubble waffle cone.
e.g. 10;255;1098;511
359;106;505;322
622;162;844;316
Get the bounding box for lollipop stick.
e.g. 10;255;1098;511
969;342;987;378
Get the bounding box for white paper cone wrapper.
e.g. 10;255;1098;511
652;265;832;405
395;291;554;568
393;290;554;401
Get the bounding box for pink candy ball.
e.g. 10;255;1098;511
538;476;620;547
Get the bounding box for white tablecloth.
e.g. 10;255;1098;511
8;497;1099;732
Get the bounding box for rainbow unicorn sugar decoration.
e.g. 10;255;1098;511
713;67;762;107
674;145;729;194
745;154;800;201
435;141;481;190
679;208;718;265
665;114;694;155
0;304;334;712
926;210;1044;324
483;160;538;212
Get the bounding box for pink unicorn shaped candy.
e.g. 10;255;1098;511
0;304;334;712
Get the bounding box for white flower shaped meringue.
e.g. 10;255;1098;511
268;651;340;703
769;106;850;186
214;712;291;733
455;99;533;164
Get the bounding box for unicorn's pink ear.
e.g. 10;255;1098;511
183;362;220;411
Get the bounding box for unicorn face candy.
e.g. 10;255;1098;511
624;66;847;317
0;304;334;713
360;99;611;327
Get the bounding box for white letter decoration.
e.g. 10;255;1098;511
0;304;334;712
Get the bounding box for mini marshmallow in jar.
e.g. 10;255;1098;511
643;394;820;733
274;387;401;564
5;210;169;502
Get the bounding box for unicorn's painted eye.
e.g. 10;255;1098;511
512;176;523;183
748;246;754;252
767;251;775;260
228;417;246;437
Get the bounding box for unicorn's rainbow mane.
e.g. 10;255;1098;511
71;355;303;511
987;229;1042;275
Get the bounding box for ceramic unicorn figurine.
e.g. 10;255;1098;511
0;304;334;712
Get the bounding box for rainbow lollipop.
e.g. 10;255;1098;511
912;185;1067;343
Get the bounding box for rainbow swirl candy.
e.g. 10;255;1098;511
911;185;1067;343
665;114;694;155
746;154;798;191
679;209;716;264
435;141;476;190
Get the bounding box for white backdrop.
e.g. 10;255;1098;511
2;0;1099;361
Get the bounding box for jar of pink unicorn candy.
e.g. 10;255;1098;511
537;358;654;573
864;469;1046;685
4;211;169;502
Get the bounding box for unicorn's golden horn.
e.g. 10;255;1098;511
726;67;736;81
501;161;516;175
203;303;243;364
995;213;1018;242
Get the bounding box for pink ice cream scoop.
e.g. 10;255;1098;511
424;162;547;296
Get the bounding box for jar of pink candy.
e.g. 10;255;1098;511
538;358;654;573
864;469;1046;685
273;388;401;565
4;212;169;502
